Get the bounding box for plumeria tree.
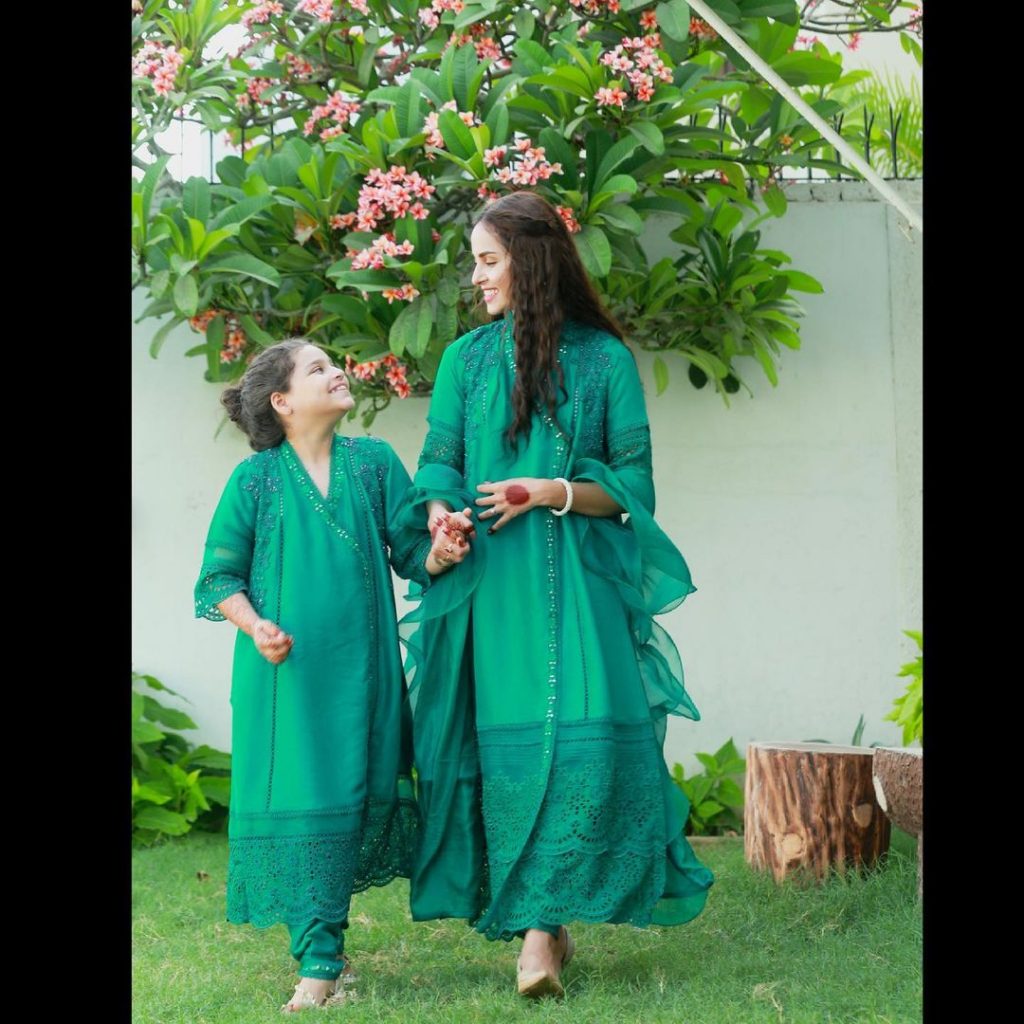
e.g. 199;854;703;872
132;0;912;420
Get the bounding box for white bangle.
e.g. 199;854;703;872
550;477;573;517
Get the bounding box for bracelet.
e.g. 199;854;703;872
550;477;573;517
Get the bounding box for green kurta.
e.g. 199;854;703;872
399;315;714;940
194;435;432;928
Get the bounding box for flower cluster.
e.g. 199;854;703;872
297;0;335;22
348;234;415;271
237;77;275;109
689;17;718;42
418;0;465;31
382;283;421;304
285;53;315;78
352;166;436;232
132;42;184;97
345;353;411;398
486;137;563;187
242;2;283;31
556;205;581;234
303;91;362;139
599;34;672;105
188;309;248;364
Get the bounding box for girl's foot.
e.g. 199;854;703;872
516;927;574;999
280;977;338;1012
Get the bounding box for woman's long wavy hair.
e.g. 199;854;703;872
475;190;625;449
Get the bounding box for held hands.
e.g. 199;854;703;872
252;618;294;665
426;507;476;575
475;478;567;534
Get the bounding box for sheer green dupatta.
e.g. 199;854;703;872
396;343;491;923
570;348;713;925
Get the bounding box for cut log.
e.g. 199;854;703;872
872;746;923;898
744;742;891;883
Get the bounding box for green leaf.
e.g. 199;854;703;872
132;783;172;806
141;155;171;227
627;121;665;156
188;745;232;772
436;274;461;307
148;317;183;359
704;0;742;22
484;101;510;147
389;297;432;358
205;254;281;287
698;800;725;818
752;340;779;385
451;42;479;110
597;204;644;235
695;752;719;773
200;776;231;806
172;274;199;318
770;51;843;88
653;356;669;396
182;176;211;223
513;8;535;39
325;267;402;292
594;135;641;192
574;225;612;278
782;270;823;293
142;696;197;731
132;719;165;744
133;806;191;836
762;184;787;218
209;195;274;230
197;225;240;260
438;109;476;160
318;294;368;325
656;0;691;42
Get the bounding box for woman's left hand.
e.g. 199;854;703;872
475;477;566;534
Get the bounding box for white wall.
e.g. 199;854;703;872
132;180;921;770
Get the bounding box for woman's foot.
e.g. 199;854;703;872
516;927;574;999
280;977;338;1012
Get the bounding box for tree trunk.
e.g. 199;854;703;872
872;746;923;899
744;741;891;883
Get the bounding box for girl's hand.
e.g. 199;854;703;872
475;478;566;534
252;618;294;665
426;508;475;574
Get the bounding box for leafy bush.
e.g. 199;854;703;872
132;671;232;845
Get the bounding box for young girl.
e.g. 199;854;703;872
194;339;468;1011
400;191;713;998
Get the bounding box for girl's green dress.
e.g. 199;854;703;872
399;315;714;940
194;435;432;928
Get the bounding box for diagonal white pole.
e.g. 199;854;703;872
686;0;923;234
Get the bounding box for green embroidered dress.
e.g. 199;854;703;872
194;435;432;928
399;317;714;940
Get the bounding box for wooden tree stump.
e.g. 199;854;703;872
872;746;923;899
744;742;891;883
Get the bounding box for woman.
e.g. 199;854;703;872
193;340;466;1011
399;191;714;999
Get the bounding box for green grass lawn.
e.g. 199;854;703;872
133;830;920;1024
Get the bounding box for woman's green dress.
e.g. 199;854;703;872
194;435;432;928
399;315;714;940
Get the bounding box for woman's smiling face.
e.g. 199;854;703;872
470;221;512;315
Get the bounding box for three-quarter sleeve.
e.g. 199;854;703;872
194;461;257;621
